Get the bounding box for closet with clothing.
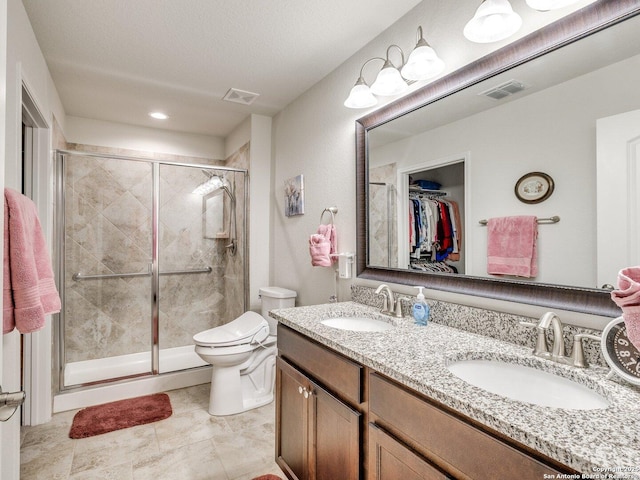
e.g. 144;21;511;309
407;162;465;274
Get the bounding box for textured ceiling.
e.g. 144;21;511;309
21;0;423;137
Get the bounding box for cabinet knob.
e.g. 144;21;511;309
298;386;304;395
303;389;309;399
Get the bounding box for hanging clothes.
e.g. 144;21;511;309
408;192;461;266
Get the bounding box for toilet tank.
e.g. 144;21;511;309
259;286;297;335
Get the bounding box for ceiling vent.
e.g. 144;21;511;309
479;80;527;100
222;88;260;106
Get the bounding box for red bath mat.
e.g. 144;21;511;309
69;393;172;439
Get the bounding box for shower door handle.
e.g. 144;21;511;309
0;386;25;422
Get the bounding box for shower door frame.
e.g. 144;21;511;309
54;149;249;392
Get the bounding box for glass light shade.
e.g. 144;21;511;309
344;80;377;109
525;0;589;10
401;45;445;81
370;64;409;96
463;0;523;43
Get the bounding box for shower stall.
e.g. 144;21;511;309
54;150;247;392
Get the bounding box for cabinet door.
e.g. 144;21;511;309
368;424;450;480
276;357;310;480
310;381;361;480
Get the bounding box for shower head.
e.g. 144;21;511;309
192;172;234;200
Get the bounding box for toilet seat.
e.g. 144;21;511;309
193;311;269;347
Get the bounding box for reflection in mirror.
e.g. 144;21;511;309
357;3;640;317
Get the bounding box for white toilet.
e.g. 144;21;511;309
193;286;296;416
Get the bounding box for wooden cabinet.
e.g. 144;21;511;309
275;325;576;480
276;325;362;480
368;372;576;480
368;423;451;480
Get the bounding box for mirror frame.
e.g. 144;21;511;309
356;0;640;318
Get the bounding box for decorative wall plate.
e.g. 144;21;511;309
514;171;554;204
601;316;640;385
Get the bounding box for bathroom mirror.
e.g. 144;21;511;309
357;1;640;317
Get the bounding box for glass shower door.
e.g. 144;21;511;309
157;164;246;374
61;153;154;387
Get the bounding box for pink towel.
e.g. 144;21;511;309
309;224;337;267
486;216;538;278
611;266;640;350
3;188;61;334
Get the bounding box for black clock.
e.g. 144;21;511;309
601;316;640;385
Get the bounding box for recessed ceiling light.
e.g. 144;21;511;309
149;112;169;120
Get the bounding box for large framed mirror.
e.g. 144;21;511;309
356;0;640;317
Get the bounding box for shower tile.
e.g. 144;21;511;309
102;191;152;251
100;157;152;192
74;163;126;211
65;190;101;235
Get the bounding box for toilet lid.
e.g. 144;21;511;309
193;311;269;347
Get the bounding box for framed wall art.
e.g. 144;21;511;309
514;172;554;204
284;174;304;217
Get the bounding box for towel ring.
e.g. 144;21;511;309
320;207;338;224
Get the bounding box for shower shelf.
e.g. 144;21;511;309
72;266;212;281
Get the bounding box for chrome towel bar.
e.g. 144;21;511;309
478;215;560;225
72;266;212;281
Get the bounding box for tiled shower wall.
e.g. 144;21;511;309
369;163;398;268
61;143;249;368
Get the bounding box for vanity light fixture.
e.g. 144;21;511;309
370;46;409;97
401;26;446;81
344;26;444;109
463;0;523;44
149;111;169;120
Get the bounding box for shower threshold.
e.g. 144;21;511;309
64;345;208;386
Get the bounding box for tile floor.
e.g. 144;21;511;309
20;384;287;480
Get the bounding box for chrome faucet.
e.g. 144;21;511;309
374;284;403;318
520;312;601;368
521;312;566;362
539;312;566;360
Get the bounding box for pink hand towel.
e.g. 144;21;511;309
611;266;640;350
486;216;538;278
3;188;61;334
309;224;337;267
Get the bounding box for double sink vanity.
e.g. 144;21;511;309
271;288;640;479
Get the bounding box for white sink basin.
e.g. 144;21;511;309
320;317;393;332
447;359;610;410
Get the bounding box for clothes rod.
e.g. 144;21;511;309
478;216;560;226
73;266;212;281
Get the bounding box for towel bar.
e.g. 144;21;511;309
320;206;338;224
478;215;560;225
73;266;212;281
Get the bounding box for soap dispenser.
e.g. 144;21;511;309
412;286;430;326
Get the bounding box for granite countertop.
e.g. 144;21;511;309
270;301;640;477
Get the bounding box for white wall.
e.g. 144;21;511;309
247;114;273;310
65;116;225;159
370;53;640;288
270;0;602;316
3;0;67;472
